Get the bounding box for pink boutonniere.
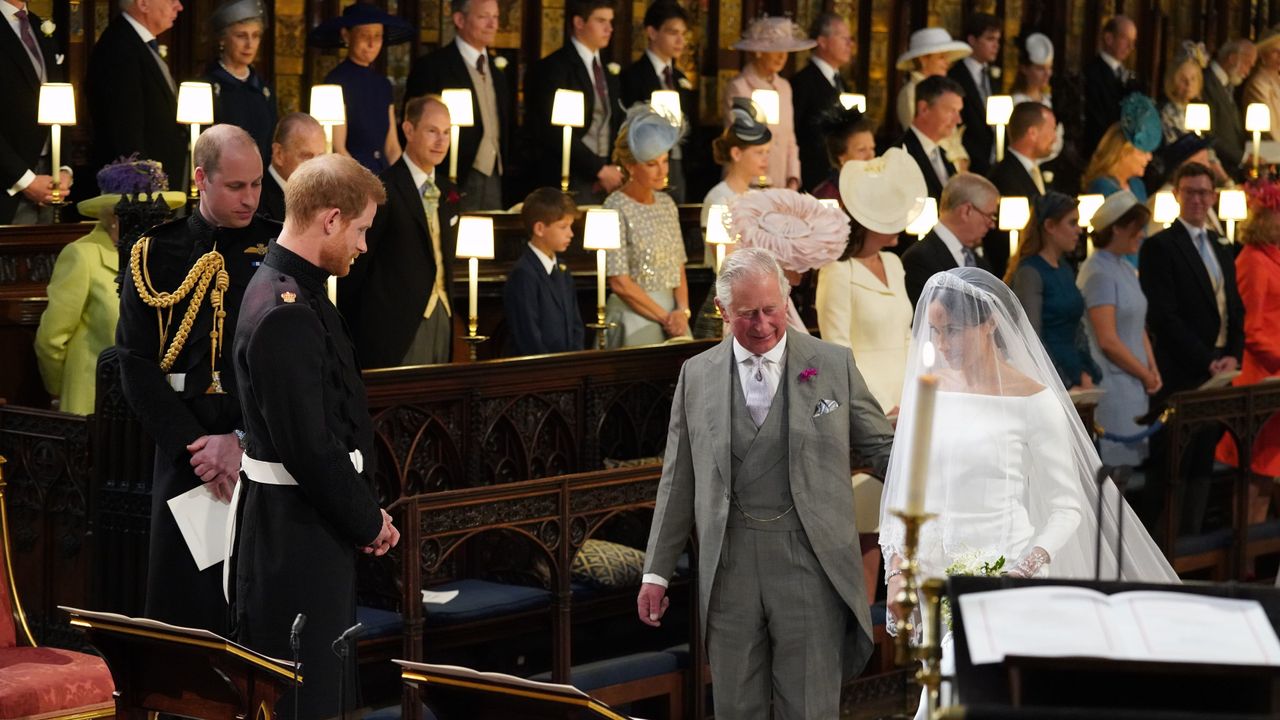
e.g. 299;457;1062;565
799;367;818;383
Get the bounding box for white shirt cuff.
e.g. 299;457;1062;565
641;573;668;588
8;169;35;196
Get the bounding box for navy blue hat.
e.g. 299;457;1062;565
308;3;414;49
1142;131;1214;190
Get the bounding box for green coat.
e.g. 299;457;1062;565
34;223;119;415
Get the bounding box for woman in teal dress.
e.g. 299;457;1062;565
1005;192;1103;389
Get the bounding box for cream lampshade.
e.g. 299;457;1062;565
839;93;867;112
1219;189;1248;243
1152;191;1180;227
456;216;495;341
999;196;1031;257
751;89;780;125
1184;103;1211;136
906;197;938;238
37;83;76;125
650;90;682;123
1077;194;1105;230
986;95;1014;162
705;204;735;273
584;208;622;349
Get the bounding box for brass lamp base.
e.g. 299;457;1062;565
586;321;616;350
461;334;489;361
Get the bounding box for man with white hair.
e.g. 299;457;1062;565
638;247;894;719
85;0;188;196
1203;38;1256;177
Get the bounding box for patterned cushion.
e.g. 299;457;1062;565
0;646;114;719
571;540;645;589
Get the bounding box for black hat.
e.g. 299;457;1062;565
308;3;414;49
1143;132;1214;190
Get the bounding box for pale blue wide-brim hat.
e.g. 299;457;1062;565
625;103;683;162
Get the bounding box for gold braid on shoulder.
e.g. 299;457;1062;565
129;237;230;393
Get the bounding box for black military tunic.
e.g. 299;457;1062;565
116;210;281;634
231;242;383;719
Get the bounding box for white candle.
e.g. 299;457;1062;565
1008;229;1019;259
327;276;338;305
450;125;461;182
995;124;1005;162
190;124;200;192
595;249;607;310
1255;129;1263;174
905;371;939;515
562;126;573;190
715;243;726;274
324;124;334;154
468;256;479;332
50;124;60;194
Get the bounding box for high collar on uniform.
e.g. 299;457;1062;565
264;240;329;293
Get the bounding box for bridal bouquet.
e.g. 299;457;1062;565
940;552;1005;631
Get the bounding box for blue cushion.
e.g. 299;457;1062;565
529;652;679;691
1174;527;1233;557
423;579;552;627
1249;519;1280;541
663;643;691;668
356;606;404;639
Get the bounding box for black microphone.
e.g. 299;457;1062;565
331;622;364;655
289;613;306;720
332;622;364;720
290;613;306;650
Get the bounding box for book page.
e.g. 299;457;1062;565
961;586;1121;665
1114;591;1280;666
1198;369;1241;391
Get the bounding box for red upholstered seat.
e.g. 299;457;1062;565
0;646;114;719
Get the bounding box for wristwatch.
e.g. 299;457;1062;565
234;429;247;450
679;307;691;319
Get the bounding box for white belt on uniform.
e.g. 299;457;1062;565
222;449;364;600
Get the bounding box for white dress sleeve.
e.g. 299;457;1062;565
1025;391;1087;561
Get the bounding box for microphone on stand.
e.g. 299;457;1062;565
332;622;364;720
290;614;305;720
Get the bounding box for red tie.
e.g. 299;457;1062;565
663;65;675;90
14;9;44;76
592;57;608;102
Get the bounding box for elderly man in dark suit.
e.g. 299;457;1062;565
791;12;854;192
902;173;996;308
947;13;1002;177
620;1;694;201
1082;15;1139;159
525;0;623;205
1139;162;1244;535
638;247;894;719
1203;39;1256;179
340;95;459;367
85;0;187;198
405;0;511;210
899;75;964;202
259;112;325;222
1;0;70;224
983;101;1056;278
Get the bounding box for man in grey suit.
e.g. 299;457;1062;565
637;247;894;718
1203;39;1255;179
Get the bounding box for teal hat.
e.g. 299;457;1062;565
1119;93;1162;152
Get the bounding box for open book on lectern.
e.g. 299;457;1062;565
959;586;1280;667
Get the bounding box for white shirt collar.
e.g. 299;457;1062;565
809;55;838;87
963;56;987;81
570;36;602;79
267;163;288;190
1099;51;1123;74
646;49;673;82
0;2;26;24
910;125;942;157
933;221;967;267
528;242;557;274
732;333;788;365
121;11;156;44
1178;216;1207;237
404;154;435;194
1008;147;1038;172
1210;61;1230;87
455;35;485;68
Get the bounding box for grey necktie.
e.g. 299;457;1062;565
146;37;177;93
930;147;950;184
1194;229;1223;290
962;247;977;267
744;355;771;427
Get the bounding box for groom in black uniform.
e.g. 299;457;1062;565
230;153;399;719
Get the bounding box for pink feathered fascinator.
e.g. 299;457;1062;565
726;189;851;273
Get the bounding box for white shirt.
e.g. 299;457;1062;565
455;35;485;70
646;49;675;87
1008;147;1038;174
267;164;288;191
809;55;839;88
1178;217;1228;349
528;242;557;275
641;332;789;590
1210;61;1231;89
933;221;969;268
404;154;435;195
121;10;156;45
962;57;990;97
570;37;604;93
1099;51;1125;78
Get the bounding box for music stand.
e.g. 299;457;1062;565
394;659;632;720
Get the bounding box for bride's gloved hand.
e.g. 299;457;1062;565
1006;546;1050;578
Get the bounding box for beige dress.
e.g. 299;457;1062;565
724;65;801;189
1243;69;1280;142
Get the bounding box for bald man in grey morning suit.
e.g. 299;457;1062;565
638;248;894;718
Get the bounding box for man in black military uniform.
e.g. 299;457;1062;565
230;153;399;719
116;124;279;635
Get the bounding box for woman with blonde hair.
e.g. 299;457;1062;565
1244;28;1280;141
895;27;973;172
1006;192;1101;390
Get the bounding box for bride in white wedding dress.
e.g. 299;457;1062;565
878;268;1178;717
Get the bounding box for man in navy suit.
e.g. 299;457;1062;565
901;173;996;308
947;13;1001;177
504;188;585;355
983;101;1056;278
898;75;964;203
405;0;512;210
0;0;70;224
85;0;188;198
620;1;695;201
525;0;623;205
792;12;855;192
1082;15;1139;160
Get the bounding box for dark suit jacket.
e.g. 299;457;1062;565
899;128;955;201
902;230;990;309
503;246;585;356
0;7;61;223
1081;54;1129;159
790;61;843;191
1203;66;1246;176
1139;221;1245;401
257;168;285;221
340;158;458;368
983;154;1044;280
620;52;695;120
404;41;513;194
948;61;1001;177
85;17;186;197
524;43;623;191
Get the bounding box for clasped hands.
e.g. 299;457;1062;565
661;308;689;337
362;508;400;556
188;433;241;503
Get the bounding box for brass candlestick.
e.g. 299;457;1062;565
585;305;615;351
891;509;948;719
461;333;489;361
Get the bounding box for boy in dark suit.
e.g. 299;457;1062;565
620;1;695;201
504;188;585;355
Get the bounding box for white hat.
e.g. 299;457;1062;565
838;148;929;234
895;27;972;71
1092;191;1141;232
732;16;816;53
1023;33;1054;66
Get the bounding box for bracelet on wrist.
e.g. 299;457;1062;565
886;569;904;580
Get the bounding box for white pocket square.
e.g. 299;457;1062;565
450;215;459;227
813;399;839;417
55;54;65;66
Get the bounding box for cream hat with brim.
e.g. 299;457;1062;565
838;147;929;234
1091;190;1140;232
731;16;816;53
78;191;187;221
896;27;972;71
